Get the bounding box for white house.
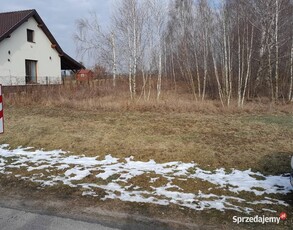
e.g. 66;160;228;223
0;9;84;86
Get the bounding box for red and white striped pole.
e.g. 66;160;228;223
0;85;3;134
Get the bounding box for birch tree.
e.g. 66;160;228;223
196;0;212;101
290;38;293;101
113;0;145;99
143;0;167;100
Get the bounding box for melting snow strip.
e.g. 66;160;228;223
0;144;292;213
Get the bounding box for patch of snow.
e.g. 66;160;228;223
262;208;277;213
0;145;292;213
64;168;91;181
150;177;159;183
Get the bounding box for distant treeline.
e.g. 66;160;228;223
75;0;293;106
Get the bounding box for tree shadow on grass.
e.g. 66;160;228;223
257;152;292;176
258;152;293;207
282;191;293;207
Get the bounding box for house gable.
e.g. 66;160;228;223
0;16;62;85
0;9;84;85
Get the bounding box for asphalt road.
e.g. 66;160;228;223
0;206;119;230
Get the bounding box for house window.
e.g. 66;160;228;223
25;60;37;84
27;29;34;42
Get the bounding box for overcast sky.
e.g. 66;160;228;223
1;0;114;67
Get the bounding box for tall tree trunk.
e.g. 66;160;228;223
132;15;137;97
237;14;242;107
111;32;117;87
128;28;133;100
129;65;133;100
289;40;293;101
194;47;201;99
227;35;232;106
171;52;177;91
223;17;229;100
157;51;162;100
211;48;224;107
275;0;279;101
268;45;274;100
142;69;146;100
241;26;254;107
202;34;208;101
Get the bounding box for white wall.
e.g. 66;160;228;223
0;17;61;85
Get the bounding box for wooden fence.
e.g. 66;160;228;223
2;78;114;95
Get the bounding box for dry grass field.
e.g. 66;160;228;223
2;104;293;175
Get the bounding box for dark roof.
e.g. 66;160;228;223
0;9;84;70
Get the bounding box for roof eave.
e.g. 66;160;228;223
60;52;85;70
